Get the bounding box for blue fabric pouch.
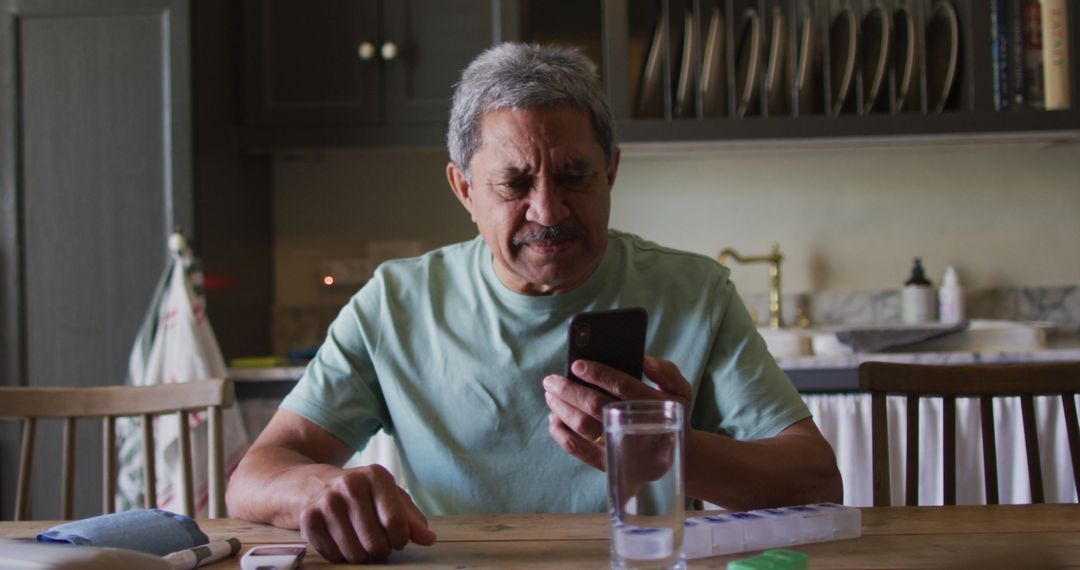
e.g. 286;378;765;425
37;508;209;556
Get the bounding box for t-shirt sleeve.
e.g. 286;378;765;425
691;275;810;441
279;283;391;452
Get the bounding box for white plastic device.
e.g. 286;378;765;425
239;544;307;570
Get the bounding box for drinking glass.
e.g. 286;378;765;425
604;400;685;570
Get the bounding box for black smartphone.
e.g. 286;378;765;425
566;307;648;384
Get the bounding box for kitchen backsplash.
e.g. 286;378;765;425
273;285;1080;357
742;285;1080;333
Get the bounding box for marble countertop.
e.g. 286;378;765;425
774;345;1080;371
229;342;1080;382
230;366;308;382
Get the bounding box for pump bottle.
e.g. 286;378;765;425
938;265;965;323
901;258;935;324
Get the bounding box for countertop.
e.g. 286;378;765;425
228;343;1080;394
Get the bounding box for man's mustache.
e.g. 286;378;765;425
512;222;586;245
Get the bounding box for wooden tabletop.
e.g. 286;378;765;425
3;504;1079;568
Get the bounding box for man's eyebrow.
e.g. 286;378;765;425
499;165;532;178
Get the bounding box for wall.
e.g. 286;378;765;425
273;141;1080;309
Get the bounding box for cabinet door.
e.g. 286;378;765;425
382;0;494;124
0;0;192;519
247;0;381;125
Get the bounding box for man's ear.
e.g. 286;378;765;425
606;148;621;188
447;161;476;223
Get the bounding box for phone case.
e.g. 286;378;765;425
566;307;648;383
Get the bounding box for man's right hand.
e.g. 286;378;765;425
298;464;437;563
226;410;437;564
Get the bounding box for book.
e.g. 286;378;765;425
1008;0;1026;108
991;0;1010;110
1023;0;1045;109
1041;0;1070;110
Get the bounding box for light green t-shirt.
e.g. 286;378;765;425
281;230;809;515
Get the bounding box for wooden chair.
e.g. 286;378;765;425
859;362;1080;506
0;378;235;520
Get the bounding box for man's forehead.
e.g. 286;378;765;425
474;106;602;168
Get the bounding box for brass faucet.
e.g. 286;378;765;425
717;243;784;329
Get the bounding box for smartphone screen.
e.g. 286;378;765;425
566;307;648;385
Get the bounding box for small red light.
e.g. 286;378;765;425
322;275;335;286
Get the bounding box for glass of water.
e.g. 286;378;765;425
604;400;685;570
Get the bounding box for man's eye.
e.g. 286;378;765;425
500;178;532;193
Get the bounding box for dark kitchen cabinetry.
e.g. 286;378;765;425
517;0;1080;144
243;0;495;148
243;0;1080;149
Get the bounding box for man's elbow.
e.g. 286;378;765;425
816;462;844;504
225;451;258;520
807;443;844;504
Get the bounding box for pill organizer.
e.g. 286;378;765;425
683;503;861;558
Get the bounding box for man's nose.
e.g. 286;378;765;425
525;179;569;226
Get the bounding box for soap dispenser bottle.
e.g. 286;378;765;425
901;258;935;324
938;265;965;323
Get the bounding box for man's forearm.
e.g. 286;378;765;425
684;426;843;510
226;445;341;528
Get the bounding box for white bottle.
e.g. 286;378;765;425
901;258;935;324
938;265;966;323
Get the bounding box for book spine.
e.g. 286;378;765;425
1041;0;1071;110
1008;0;1027;107
991;0;1010;110
1023;0;1045;109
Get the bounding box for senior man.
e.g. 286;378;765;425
227;43;842;563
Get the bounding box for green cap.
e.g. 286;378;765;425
726;549;809;570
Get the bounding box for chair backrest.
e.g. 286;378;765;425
859;362;1080;506
0;378;235;520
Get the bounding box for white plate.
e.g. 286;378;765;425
701;6;728;117
735;7;763;117
674;10;698;118
925;0;959;113
765;4;788;116
829;6;857;115
636;10;667;117
892;5;917;112
861;3;891;114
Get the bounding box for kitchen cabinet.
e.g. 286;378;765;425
243;0;496;148
0;0;192;519
519;0;1080;143
243;0;1079;150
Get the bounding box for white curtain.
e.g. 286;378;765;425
804;393;1079;506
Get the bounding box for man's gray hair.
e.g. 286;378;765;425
447;43;616;179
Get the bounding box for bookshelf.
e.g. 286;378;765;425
516;0;1080;144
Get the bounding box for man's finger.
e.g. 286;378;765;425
544;372;618;415
299;508;347;564
545;389;604;440
367;467;411;551
548;413;604;470
349;489;393;559
569;359;662;401
323;493;369;563
643;356;692;399
398;489;438;545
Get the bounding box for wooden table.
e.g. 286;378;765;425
3;505;1079;568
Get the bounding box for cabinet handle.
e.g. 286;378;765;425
357;42;376;61
380;41;399;61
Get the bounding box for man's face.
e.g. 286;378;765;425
448;105;619;295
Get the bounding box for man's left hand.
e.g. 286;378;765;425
542;356;692;470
